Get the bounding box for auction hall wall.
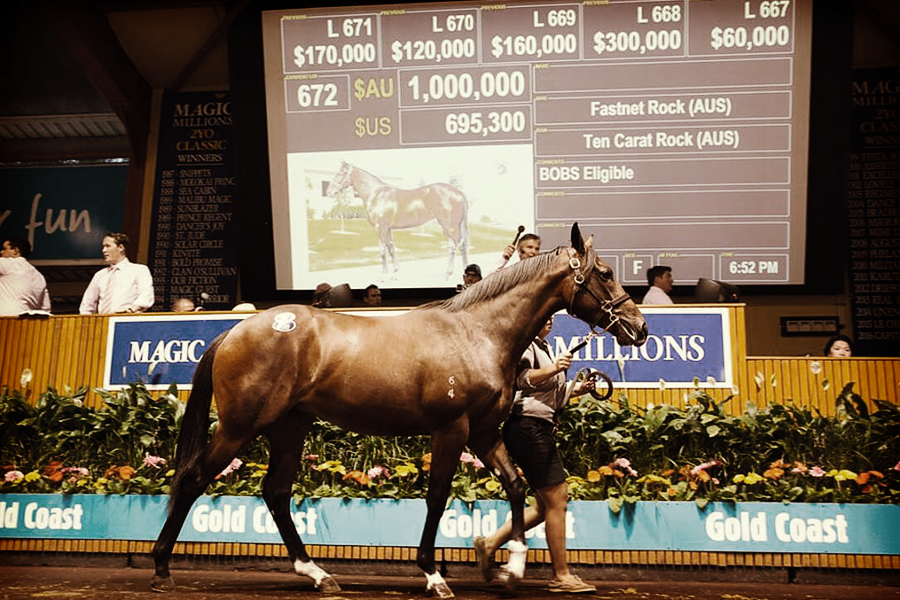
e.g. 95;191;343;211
1;306;898;412
1;308;899;571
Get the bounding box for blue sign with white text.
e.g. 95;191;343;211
0;165;128;262
1;495;897;556
104;314;249;389
102;308;732;390
550;307;732;388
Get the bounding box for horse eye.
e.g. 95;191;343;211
597;266;613;281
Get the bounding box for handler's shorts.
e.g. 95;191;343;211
502;415;567;490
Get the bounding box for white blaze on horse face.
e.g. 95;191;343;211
293;559;329;585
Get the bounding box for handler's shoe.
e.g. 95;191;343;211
473;536;494;581
548;574;596;594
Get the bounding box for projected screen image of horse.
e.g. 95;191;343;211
279;146;534;291
326;160;469;277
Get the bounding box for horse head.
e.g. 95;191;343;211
326;161;352;198
565;223;648;347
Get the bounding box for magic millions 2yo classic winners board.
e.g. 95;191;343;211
261;0;813;292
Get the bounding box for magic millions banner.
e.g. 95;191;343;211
550;307;733;389
0;495;897;556
101;307;734;390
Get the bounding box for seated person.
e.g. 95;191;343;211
362;284;382;307
824;334;852;357
171;297;196;312
462;264;482;289
642;265;674;304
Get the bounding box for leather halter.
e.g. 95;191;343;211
565;248;631;334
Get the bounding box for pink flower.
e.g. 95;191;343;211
460;452;485;469
218;458;243;478
144;454;167;469
894;461;900;472
367;465;390;480
614;458;638;477
690;460;721;477
809;466;826;477
61;467;89;477
5;470;24;482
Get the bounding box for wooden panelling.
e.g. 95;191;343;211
1;308;897;414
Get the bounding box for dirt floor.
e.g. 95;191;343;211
1;565;898;600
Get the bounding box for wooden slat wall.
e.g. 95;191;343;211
2;307;898;413
743;357;900;414
0;314;191;407
1;538;898;570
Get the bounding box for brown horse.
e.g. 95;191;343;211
326;160;469;277
150;223;647;598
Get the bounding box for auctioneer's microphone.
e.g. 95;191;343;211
512;225;525;246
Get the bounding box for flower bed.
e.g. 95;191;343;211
1;382;898;506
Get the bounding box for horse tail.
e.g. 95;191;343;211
170;331;227;499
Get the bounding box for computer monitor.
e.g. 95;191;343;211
696;278;741;303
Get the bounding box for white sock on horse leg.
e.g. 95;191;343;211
293;559;329;585
506;540;527;579
425;571;447;591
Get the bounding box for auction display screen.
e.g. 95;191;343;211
261;0;813;291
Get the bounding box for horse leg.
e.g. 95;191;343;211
151;431;248;592
468;429;528;586
440;215;468;278
376;226;393;274
459;218;469;272
417;422;469;598
263;409;341;592
379;241;389;274
445;240;456;279
387;237;399;273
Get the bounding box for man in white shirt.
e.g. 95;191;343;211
0;237;51;316
80;232;154;314
642;265;674;305
491;233;541;274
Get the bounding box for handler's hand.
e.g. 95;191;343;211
573;377;596;395
555;353;573;372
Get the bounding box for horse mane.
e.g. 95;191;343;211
350;162;385;186
417;249;564;313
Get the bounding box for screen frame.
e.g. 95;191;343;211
229;0;854;305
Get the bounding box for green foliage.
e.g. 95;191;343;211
1;383;898;505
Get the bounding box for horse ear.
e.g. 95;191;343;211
571;222;585;254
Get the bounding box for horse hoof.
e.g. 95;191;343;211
149;575;175;593
317;576;341;593
429;581;454;598
496;566;518;594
